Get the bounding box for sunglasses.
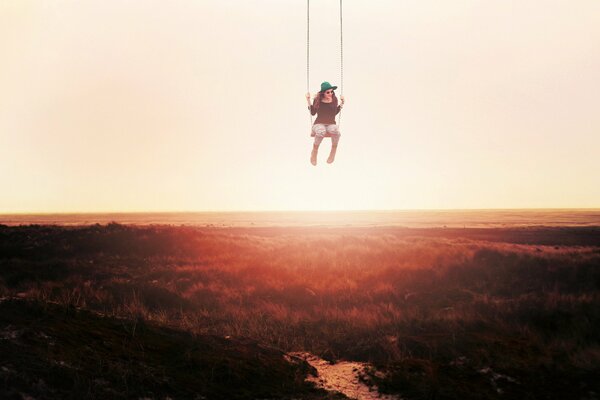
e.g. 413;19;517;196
323;90;334;95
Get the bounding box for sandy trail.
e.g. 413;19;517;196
288;352;400;400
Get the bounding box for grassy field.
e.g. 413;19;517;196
1;223;599;399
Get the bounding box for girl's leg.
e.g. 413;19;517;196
311;125;326;165
327;135;339;164
326;125;340;164
311;136;324;165
331;133;340;146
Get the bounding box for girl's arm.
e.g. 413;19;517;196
336;95;345;114
306;93;317;115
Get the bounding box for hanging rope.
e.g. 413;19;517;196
338;0;343;127
307;0;344;128
307;0;313;128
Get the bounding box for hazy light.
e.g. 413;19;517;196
1;0;599;212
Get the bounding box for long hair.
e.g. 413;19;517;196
312;91;338;111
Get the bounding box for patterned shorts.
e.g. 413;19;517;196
311;123;340;137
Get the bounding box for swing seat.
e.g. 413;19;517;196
310;132;336;138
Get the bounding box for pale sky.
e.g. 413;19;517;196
1;0;599;212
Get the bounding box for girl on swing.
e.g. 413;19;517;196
305;81;345;165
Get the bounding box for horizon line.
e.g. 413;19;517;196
2;207;600;216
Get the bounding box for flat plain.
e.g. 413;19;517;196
1;223;599;399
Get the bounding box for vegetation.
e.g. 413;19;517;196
1;223;599;399
0;298;333;400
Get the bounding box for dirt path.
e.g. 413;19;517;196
288;352;401;400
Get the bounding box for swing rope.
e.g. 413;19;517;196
307;0;343;129
307;0;312;128
338;0;343;127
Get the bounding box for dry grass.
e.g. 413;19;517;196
1;223;599;399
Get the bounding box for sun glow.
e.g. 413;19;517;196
1;0;599;213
